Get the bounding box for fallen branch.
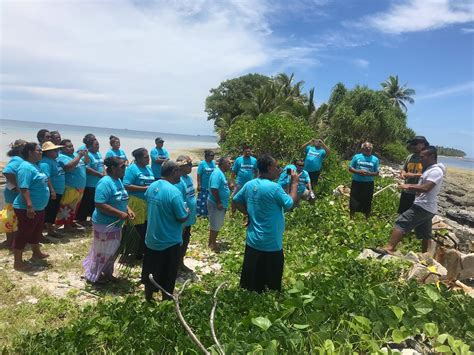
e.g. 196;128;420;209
210;282;227;355
148;275;210;355
374;183;397;197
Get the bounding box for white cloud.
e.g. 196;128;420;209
417;81;474;100
0;0;316;134
362;0;474;34
461;27;474;33
353;59;369;68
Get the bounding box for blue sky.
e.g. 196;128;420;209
1;0;473;155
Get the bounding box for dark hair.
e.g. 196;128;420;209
257;154;275;174
204;150;215;158
217;156;229;166
104;157;122;174
293;158;304;165
83;133;95;144
242;144;251;151
155;137;164;143
7;139;27;157
109;135;119;141
132;148;147;160
60;139;71;146
21;142;39;159
50;131;60;137
422;146;438;160
161;160;179;177
84;136;97;148
37;129;50;143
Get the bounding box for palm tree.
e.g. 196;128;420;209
381;75;415;112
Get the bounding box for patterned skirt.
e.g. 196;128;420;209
55;186;85;225
83;223;122;282
196;190;210;217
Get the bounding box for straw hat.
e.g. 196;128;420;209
41;141;64;151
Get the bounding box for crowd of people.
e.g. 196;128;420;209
1;129;445;300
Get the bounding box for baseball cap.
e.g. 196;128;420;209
155;137;164;143
407;136;429;145
42;141;64;151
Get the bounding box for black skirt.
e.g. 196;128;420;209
349;180;374;213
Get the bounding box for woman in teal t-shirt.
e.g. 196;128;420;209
105;135;128;164
12;142;50;270
77;137;105;225
196;150;216;217
83;157;135;284
1;139;26;249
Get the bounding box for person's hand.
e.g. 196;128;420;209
217;202;224;210
51;191;57;200
26;206;36;219
359;170;368;176
79;149;87;157
128;210;136;220
119;211;129;220
197;186;201;192
290;170;299;185
398;183;409;190
229;182;235;190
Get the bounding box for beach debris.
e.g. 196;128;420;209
333;185;350;198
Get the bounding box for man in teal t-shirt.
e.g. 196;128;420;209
278;159;313;207
141;160;188;302
230;145;258;215
233;154;298;292
348;142;380;219
150;137;170;180
301;138;330;189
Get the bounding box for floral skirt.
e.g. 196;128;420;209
0;203;18;233
196;190;210;217
83;223;122;282
55;186;84;225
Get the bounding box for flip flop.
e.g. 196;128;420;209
369;247;394;257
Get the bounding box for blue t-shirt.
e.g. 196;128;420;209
86;151;104;188
208;168;230;209
92;176;129;226
176;175;197;227
197;160;216;191
278;165;310;194
3;156;23;204
150;147;170;179
233;178;293;252
13;161;50;210
232;156;258;186
304;146;326;172
105;149;128;161
39;156;66;195
76;144;86;152
57;152;87;189
145;180;188;251
349;153;380;182
123;163;155;200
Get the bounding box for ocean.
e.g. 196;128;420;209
438;156;474;171
0;119;218;161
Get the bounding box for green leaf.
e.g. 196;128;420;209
392;329;407;343
252;316;272;331
424;285;441;302
324;339;335;352
389;306;404;321
435;345;451;353
438;333;449;344
424;323;438;337
414;302;433;315
293;324;310;330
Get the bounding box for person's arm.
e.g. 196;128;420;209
3;173;18;191
399;181;436;194
20;189;36;218
301;138;315;150
95;203;129;220
211;188;222;210
230;171;237;186
233;185;247;215
196;173;202;192
348;166;367;176
288;171;299;204
367;158;380;177
63;152;85;171
47;179;56;200
124;184;148;192
319;139;330;156
86;166;105;177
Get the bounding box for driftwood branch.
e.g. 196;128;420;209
148;275;210;355
210;282;227;355
373;183;397;197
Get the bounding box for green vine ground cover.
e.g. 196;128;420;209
5;161;474;354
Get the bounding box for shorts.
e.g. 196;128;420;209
207;199;226;231
13;209;45;250
395;204;434;240
308;170;321;186
398;191;416;214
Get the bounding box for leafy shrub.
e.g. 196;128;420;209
221;113;313;161
382;141;409;163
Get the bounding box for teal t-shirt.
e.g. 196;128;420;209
145;180;188;251
232;155;258;186
57;152;87;188
86;151;104;188
349;153;380;182
105;149;128;161
92;176;129;226
233;178;293;252
13;161;50;210
304;146;326;172
208;168;230;209
3;156;23;204
176;175;197;227
39;156;66;194
197;160;215;191
150;147;170;179
123;163;155;200
277;164;310;194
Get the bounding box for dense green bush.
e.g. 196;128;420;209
382;141;409;163
220;113;313;161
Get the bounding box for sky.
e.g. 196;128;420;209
1;0;473;155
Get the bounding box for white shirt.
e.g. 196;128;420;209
414;163;445;214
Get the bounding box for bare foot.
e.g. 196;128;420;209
32;252;49;260
14;262;34;271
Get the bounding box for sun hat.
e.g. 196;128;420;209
41;141;64;151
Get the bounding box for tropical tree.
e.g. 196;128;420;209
381;75;415;112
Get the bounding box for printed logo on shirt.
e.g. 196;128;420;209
357;160;374;171
138;173;154;186
115;189;129;201
307;150;321;158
